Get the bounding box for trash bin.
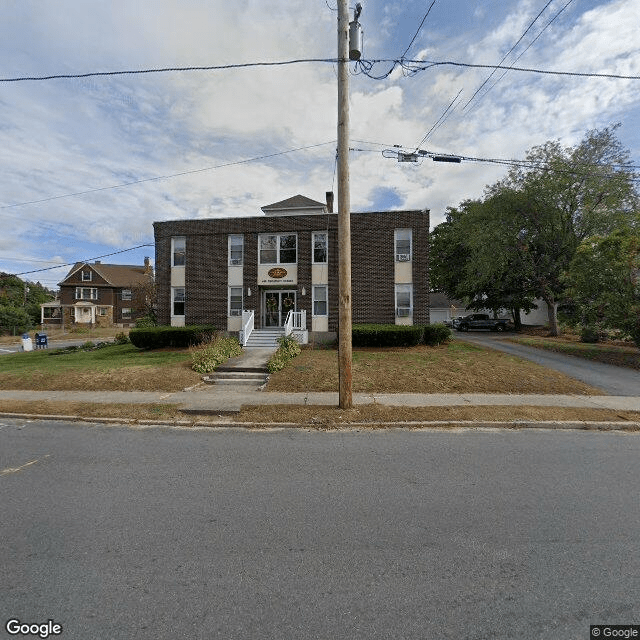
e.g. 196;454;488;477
35;333;48;349
21;333;33;351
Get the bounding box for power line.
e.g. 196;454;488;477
400;1;437;60
14;244;154;276
467;0;575;113
414;88;463;151
1;141;336;210
462;0;555;112
3;57;638;84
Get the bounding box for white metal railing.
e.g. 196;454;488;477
239;310;254;346
284;310;306;336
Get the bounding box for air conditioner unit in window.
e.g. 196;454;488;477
229;310;242;316
397;253;410;262
397;308;411;317
230;259;242;265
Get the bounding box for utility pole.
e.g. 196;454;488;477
337;0;352;409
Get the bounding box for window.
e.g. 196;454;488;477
395;229;412;262
43;307;60;319
312;232;328;264
313;285;328;316
75;287;98;300
259;233;297;265
395;284;413;317
121;289;132;301
228;287;243;316
121;308;132;319
172;287;185;316
98;307;108;317
81;270;92;281
228;235;244;266
172;237;186;267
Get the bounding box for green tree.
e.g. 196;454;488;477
0;305;33;334
566;230;640;347
491;125;639;334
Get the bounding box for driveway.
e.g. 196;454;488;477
454;332;640;395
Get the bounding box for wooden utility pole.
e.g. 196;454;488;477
337;0;352;409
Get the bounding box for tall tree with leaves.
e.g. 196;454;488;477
565;229;640;346
485;125;639;334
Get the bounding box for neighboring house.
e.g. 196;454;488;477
429;292;550;326
153;194;430;342
41;259;154;328
429;292;466;325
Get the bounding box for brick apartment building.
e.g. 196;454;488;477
41;259;154;328
153;194;430;341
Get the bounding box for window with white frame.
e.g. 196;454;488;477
172;287;185;316
312;232;328;264
82;270;92;281
395;229;412;262
75;287;98;300
259;234;297;264
228;287;243;316
98;307;108;317
172;237;186;267
312;285;328;316
228;235;244;266
121;289;132;301
395;284;413;317
121;308;132;319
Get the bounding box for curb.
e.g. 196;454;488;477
1;412;639;432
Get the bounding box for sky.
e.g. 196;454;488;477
1;0;639;289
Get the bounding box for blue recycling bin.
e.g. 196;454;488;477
34;333;48;349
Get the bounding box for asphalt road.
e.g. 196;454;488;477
2;419;639;640
454;331;640;395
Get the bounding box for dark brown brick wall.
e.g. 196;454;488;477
153;209;430;328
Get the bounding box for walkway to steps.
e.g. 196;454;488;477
202;346;275;388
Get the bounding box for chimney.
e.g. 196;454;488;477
144;256;152;275
325;191;334;213
94;260;101;264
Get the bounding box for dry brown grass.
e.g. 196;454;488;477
266;343;603;395
0;400;183;421
0;362;201;392
234;404;640;425
509;334;640;370
2;400;639;428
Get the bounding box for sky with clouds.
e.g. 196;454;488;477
1;0;638;288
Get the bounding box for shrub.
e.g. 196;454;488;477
267;334;302;373
352;324;424;347
580;325;600;343
135;315;157;328
114;332;130;345
423;323;452;346
129;325;216;349
191;336;242;374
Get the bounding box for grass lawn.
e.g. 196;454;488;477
0;343;201;392
265;342;602;395
508;335;640;370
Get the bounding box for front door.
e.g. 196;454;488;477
263;291;296;327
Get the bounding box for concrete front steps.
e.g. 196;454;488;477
244;328;284;349
204;368;268;387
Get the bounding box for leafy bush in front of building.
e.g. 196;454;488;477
352;324;424;347
0;304;33;335
114;332;130;345
423;323;452;346
135;315;157;328
267;334;302;373
129;325;216;349
191;336;242;374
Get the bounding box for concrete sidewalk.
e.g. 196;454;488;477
1;388;640;412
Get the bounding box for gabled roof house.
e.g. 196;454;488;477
41;259;153;328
